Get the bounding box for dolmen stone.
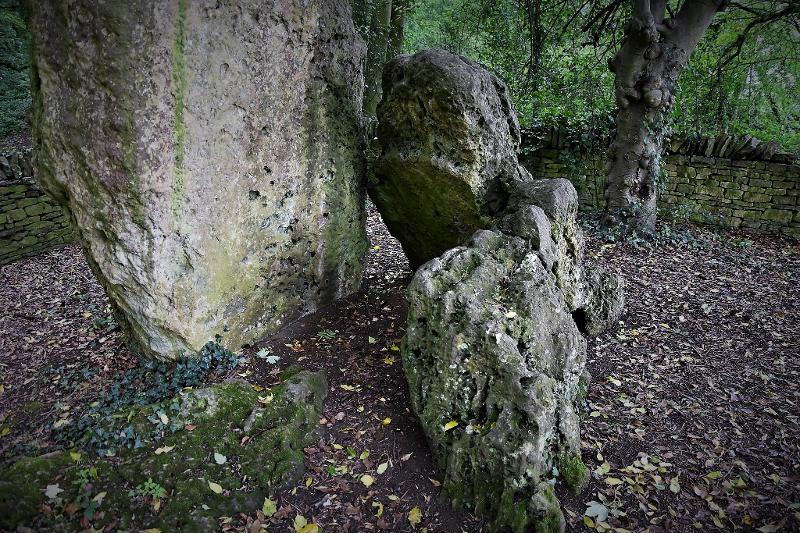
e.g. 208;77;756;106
373;48;625;531
404;230;586;531
370;48;530;269
27;0;368;359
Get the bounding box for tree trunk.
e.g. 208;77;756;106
604;0;724;232
362;0;393;119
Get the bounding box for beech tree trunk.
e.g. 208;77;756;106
604;0;724;232
353;0;407;120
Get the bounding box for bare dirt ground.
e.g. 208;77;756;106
1;209;798;532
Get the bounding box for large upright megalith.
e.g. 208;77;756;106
27;0;368;359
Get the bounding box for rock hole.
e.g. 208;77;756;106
248;190;260;200
571;308;588;335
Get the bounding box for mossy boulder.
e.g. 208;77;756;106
370;48;530;269
0;371;327;531
370;48;624;334
27;0;368;359
403;230;586;532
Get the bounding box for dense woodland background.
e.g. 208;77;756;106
2;0;798;153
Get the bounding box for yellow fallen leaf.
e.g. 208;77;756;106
377;462;388;474
208;481;223;494
605;477;623;486
382;417;392;426
383;356;395;365
69;452;81;462
262;497;277;517
408;506;423;529
297;524;318;533
373;500;384;517
442;420;459;432
361;474;375;487
305;477;313;488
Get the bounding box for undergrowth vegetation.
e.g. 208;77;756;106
54;337;239;456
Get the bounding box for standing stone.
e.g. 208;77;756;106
369;48;529;269
27;0;368;359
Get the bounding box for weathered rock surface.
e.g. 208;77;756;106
371;48;623;331
27;0;368;359
0;370;327;530
379;49;625;530
404;230;587;531
369;48;528;268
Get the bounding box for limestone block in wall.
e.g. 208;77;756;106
28;0;368;359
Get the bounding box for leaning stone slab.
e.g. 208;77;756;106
27;0;368;359
404;230;588;532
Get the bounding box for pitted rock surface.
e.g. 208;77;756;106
404;230;584;531
27;0;368;359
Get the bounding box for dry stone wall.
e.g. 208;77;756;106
0;149;73;265
522;141;800;239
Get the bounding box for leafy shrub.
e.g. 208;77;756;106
0;1;31;136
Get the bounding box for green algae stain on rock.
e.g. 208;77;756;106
171;0;188;215
0;371;327;531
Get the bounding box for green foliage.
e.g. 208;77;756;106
404;0;799;153
128;478;167;501
54;337;239;456
0;0;30;136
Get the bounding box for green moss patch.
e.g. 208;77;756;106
0;371;327;531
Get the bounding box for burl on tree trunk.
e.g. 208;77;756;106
604;0;724;232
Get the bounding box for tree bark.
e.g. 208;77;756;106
604;0;724;232
362;0;393;119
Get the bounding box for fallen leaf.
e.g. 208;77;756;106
214;452;227;465
442;420;458;432
44;484;63;499
208;481;223;494
377;462;388;474
408;506;422;529
155;445;175;455
361;474;375;487
262;497;277;517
